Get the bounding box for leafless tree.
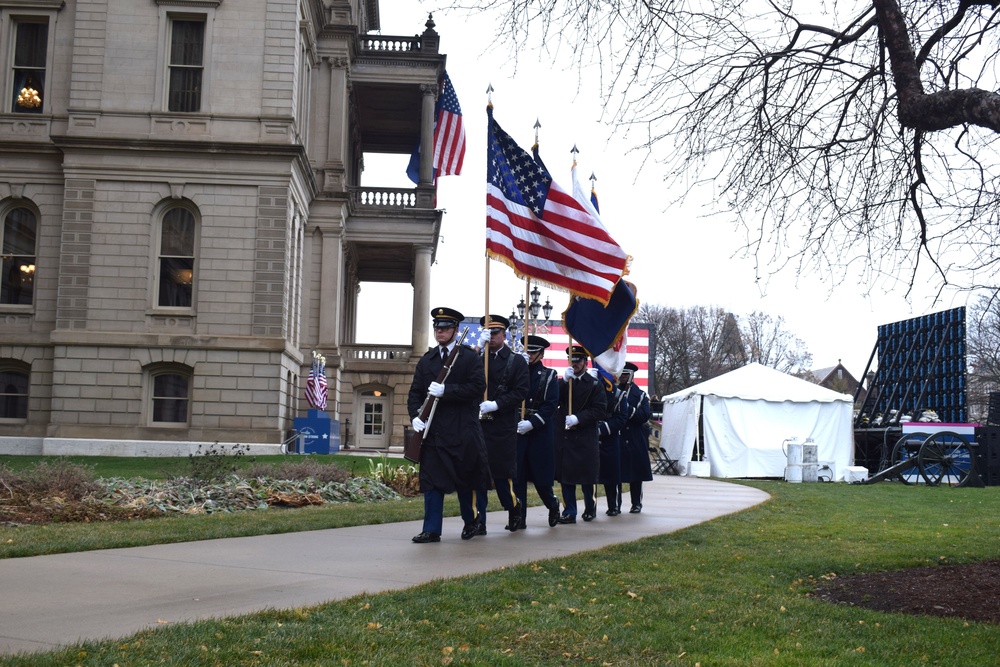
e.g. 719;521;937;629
740;311;813;375
466;0;1000;296
639;303;746;395
966;292;1000;421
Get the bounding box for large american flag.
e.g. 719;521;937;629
305;353;328;410
433;72;465;176
460;318;653;393
486;107;629;305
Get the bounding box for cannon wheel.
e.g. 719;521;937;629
890;432;927;485
918;431;974;487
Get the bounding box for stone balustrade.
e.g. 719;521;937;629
342;344;412;362
350;186;417;208
360;36;421;52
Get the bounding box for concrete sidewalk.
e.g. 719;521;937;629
0;475;768;656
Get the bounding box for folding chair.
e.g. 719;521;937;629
649;446;679;475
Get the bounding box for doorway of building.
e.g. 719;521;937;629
357;391;390;449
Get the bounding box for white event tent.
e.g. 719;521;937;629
659;363;854;480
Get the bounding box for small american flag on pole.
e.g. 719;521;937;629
305;351;328;410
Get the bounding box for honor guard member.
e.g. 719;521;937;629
554;345;607;523
475;314;530;533
619;362;654;513
513;335;562;529
597;374;629;516
408;307;493;543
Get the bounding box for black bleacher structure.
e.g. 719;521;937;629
853;307;968;475
854;307;966;426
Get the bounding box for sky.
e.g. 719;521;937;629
356;1;971;379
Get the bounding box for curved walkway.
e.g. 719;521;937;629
0;475;768;656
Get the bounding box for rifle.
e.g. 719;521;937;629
404;328;470;463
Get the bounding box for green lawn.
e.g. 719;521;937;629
3;478;1000;665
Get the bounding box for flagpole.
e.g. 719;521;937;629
483;250;490;401
520;278;531;419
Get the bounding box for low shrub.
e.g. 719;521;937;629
243;460;350;484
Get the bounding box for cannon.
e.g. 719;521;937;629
860;430;977;487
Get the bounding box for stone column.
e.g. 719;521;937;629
419;83;437;186
318;225;343;348
324;57;349;192
412;244;433;353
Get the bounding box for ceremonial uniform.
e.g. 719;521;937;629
554;346;607;522
619;362;654;513
597;384;628;515
475;315;529;531
514;335;561;528
408;307;492;543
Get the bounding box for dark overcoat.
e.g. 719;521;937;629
516;361;560;485
480;345;529;478
598;386;628;485
620;382;654;483
554;372;607;485
407;344;492;494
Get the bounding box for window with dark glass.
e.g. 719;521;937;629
168;19;204;112
157;207;195;308
152;372;189;423
1;207;37;306
11;20;47;114
0;367;29;420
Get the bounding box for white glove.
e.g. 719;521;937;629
587;368;598;378
478;329;492;347
563;366;575;381
428;381;445;397
565;414;579;429
479;400;498;414
517;420;534;435
412;417;426;433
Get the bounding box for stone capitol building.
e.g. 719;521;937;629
0;0;447;455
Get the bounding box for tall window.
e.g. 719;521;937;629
167;19;204;112
0;364;29;420
157;207;195;308
150;368;190;424
11;20;48;114
1;207;37;306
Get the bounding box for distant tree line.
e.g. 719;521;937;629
638;304;812;398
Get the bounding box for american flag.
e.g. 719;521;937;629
486;107;628;305
305;352;328;410
433;71;465;176
537;322;652;393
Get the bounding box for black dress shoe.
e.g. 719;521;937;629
506;508;520;532
548;502;561;527
412;531;441;543
461;521;483;540
606;508;621;516
582;509;596;522
629;504;642;514
556;515;576;524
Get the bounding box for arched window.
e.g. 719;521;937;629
1;206;37;306
0;362;29;420
149;365;191;424
157;206;196;308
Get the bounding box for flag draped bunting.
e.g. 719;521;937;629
305;353;328;410
407;71;465;183
485;106;628;305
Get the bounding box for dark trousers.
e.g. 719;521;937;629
630;481;644;507
514;476;559;523
421;490;445;534
560;483;596;516
459;489;478;526
475;479;517;527
604;483;621;512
